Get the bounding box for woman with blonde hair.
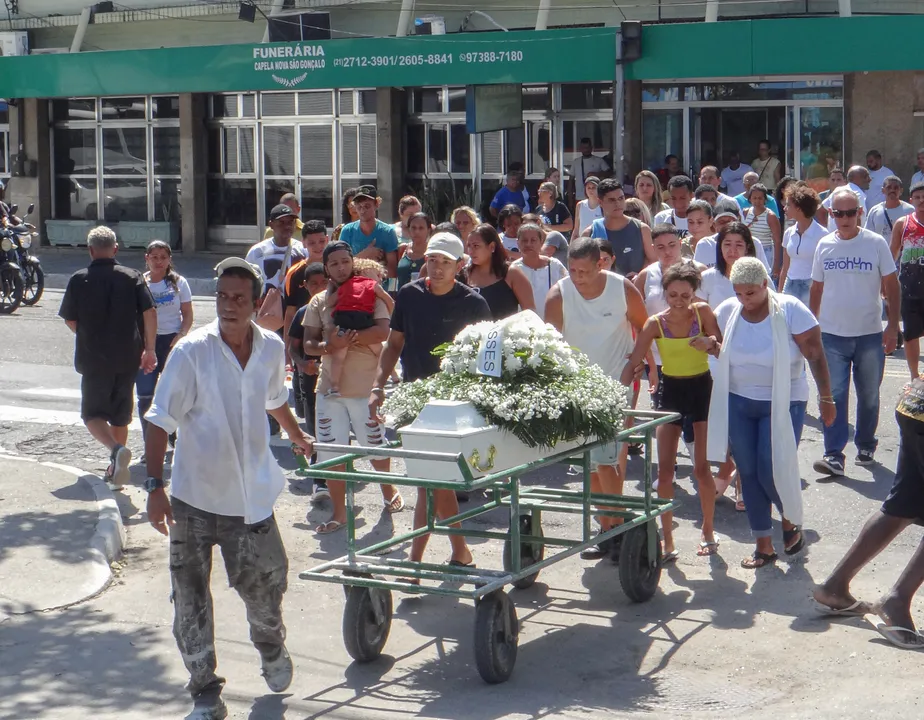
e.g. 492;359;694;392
393;195;422;243
635;170;669;220
624;197;653;227
537;181;573;235
451;205;480;242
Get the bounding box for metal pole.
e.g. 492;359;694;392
396;0;415;37
262;0;285;43
838;0;852;17
69;7;91;53
535;0;551;31
705;0;719;22
614;30;625;185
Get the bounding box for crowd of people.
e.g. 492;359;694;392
56;144;924;716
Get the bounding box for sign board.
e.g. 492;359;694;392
465;83;523;134
0;27;616;99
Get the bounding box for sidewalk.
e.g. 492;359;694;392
0;454;122;620
40;247;239;295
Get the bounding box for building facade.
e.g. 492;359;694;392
0;3;922;251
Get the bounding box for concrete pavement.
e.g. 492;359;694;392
3;290;924;719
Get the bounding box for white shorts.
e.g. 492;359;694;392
590;441;621;470
315;394;385;462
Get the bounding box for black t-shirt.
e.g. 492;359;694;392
58;258;155;375
390;279;492;382
540;200;572;227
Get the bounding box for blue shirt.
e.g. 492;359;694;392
339;220;399;256
735;193;780;217
490;186;530;212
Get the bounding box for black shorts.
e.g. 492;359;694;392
332;309;375;331
901;296;924;342
658;372;713;426
80;371;136;427
882;411;924;526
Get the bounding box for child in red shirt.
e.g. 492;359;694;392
328;259;393;396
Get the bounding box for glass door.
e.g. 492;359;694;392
797;106;843;193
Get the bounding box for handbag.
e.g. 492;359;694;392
255;243;291;331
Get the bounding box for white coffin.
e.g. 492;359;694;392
398;400;585;483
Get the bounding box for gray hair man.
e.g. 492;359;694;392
58;225;157;489
810;187;900;476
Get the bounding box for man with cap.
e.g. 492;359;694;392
245;203;307;291
262;192;304;240
301;240;404;533
338;185;399;281
370;232;492;575
144;257;314;720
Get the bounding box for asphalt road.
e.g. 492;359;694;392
2;291;923;720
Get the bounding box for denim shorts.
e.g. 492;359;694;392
590;441;622;470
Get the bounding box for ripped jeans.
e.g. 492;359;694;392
168;498;288;700
314;394;386;456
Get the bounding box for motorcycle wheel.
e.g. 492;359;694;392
21;262;44;306
0;266;23;314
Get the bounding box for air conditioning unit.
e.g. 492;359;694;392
0;31;29;57
415;15;445;35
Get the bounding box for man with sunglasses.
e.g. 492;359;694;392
810;187;900;476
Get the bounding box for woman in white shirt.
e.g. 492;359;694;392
136;240;194;442
778;184;827;307
708;257;834;569
511;223;568;319
698;223;761;310
571;177;604;241
742;183;782;276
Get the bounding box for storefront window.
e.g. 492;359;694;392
643;80;844;104
561;83;614;110
642;109;683;173
52;96;180;224
208;178;258;226
800;106;843;186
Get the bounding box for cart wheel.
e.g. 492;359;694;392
473;590;519;684
342;586;392;662
618;522;663;603
502;513;545;589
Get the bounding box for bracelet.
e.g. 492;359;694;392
820;399;836;405
371;387;385;394
819;395;834;400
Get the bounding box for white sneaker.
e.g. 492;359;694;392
107;444;132;489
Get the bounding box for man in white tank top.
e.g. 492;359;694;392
545;237;651;558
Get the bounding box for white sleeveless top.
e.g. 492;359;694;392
510;257;568;320
560;271;634;380
642;262;669;366
577;200;603;235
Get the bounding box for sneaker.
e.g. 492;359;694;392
813;456;845;476
261;645;294;693
109;444;132;489
855;450;876;466
312;481;330;503
185;696;228;720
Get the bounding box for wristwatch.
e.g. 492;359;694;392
144;476;165;493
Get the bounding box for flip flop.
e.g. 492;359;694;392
383;492;405;514
661;550;679;565
866;616;924;650
315;520;346;535
741;551;777;569
447;559;476;568
784;527;805;556
697;541;719;557
813;599;872;617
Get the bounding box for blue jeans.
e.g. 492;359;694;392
727;393;807;538
782;277;811;307
821;332;885;463
136;332;177;438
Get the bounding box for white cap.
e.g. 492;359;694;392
214;257;265;294
425;232;465;261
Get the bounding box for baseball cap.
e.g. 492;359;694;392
584;175;600;188
425;232;465;261
268;203;298;222
714;210;738;221
353;185;377;202
214;257;264;288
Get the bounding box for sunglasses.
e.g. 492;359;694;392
831;208;859;218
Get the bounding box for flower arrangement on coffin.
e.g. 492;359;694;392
384;311;629;449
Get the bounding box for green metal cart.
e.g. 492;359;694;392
298;408;679;683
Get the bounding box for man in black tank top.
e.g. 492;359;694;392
581;178;655;279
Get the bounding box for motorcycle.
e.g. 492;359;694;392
9;204;43;306
0;203;42;314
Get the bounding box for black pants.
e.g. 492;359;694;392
169;498;288;698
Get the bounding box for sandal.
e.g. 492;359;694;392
741;551;778;569
316;520;346;535
661;550;679;565
735;497;746;512
697;541;719;557
383;491;405;514
783;526;804;555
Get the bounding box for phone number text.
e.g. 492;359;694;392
333;53;454;68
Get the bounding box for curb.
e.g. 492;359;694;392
45;273;217;296
46;461;125;568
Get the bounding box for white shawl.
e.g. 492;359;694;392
707;291;803;526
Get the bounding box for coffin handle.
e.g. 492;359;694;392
468;445;497;473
